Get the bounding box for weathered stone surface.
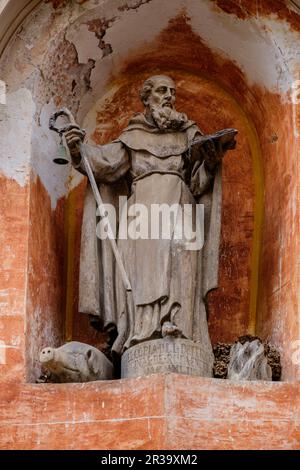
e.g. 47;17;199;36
213;342;231;379
121;338;214;379
39;341;114;383
213;336;281;381
0;375;300;449
227;339;272;381
63;74;231;368
0;177;28;383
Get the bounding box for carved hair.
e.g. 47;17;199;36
139;75;175;105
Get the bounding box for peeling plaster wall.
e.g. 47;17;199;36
0;0;299;388
0;88;35;187
1;0;298;203
1;375;300;450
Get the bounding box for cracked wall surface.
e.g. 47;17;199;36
1;374;300;449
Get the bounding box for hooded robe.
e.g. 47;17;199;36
74;113;222;358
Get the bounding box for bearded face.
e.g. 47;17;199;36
144;77;188;131
151;106;188;131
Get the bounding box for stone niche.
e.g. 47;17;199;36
0;0;299;450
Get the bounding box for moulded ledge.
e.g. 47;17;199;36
0;374;299;449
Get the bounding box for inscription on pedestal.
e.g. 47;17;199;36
121;338;213;379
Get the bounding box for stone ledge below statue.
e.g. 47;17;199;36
121;338;213;378
0;375;298;449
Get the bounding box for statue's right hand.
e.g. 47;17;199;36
64;126;86;154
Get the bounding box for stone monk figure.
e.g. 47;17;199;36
65;75;236;377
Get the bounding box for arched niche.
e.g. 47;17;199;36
0;0;299;382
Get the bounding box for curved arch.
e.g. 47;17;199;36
0;0;40;56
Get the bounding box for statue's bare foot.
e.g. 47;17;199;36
162;321;182;338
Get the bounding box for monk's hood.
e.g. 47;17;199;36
115;113;198;158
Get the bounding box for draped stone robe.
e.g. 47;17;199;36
74;114;222;358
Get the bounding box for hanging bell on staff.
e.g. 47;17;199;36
53;133;70;165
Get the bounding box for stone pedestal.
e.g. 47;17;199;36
121;337;213;379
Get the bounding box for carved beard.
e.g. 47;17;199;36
150;104;188;131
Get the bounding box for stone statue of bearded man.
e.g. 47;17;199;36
65;75;236;378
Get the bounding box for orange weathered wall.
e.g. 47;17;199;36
0;0;299;450
0;375;299;450
0;177;29;383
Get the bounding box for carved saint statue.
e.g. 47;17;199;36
65;75;236;377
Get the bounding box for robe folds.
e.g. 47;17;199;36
75;114;222;356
